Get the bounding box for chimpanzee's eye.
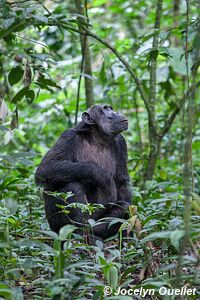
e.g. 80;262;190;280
103;105;113;111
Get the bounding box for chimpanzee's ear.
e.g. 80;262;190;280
82;112;95;125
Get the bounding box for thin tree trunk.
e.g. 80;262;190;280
182;0;194;196
149;0;163;116
133;91;143;154
75;0;94;108
183;102;194;196
175;1;194;290
144;137;162;181
144;0;163;181
173;0;180;46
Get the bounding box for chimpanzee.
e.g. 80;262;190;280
35;105;132;240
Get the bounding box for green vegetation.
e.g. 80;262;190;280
0;0;199;299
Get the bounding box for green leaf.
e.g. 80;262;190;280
193;33;200;49
31;53;51;61
1;3;11;18
0;287;13;300
11;86;29;104
106;265;118;290
100;61;107;84
0;21;26;39
192;140;200;150
145;180;158;191
170;230;185;251
0;125;9;131
11;287;24;300
37;230;59;240
169;47;192;75
8;66;24;86
25;89;35;104
59;225;77;241
141;231;172;244
92;0;107;6
17;239;58;255
36;74;61;89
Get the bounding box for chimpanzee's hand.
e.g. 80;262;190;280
96;175;117;206
92;165;113;189
79;161;111;188
83;161;116;193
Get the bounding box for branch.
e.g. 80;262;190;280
85;29;150;110
15;34;55;57
159;105;180;138
59;22;157;131
8;0;33;4
159;81;200;138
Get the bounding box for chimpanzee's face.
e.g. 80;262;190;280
99;105;128;135
82;105;128;137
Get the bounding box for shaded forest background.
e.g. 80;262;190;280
0;0;200;299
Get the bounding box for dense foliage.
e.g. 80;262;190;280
0;0;200;299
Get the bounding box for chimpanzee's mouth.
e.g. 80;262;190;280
120;119;128;123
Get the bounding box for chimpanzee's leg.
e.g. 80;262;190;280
43;182;88;234
92;202;129;240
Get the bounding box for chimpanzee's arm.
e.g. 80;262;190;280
115;134;132;206
35;129;110;188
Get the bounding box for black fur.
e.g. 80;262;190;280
35;105;131;240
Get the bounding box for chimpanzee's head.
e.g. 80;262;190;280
82;105;128;138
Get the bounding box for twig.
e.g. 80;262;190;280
8;0;34;4
15;34;56;58
37;0;51;14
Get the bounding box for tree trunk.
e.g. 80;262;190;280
173;0;181;46
143;0;163;181
144;137;161;181
75;0;94;108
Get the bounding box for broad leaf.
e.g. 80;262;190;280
8;66;24;86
